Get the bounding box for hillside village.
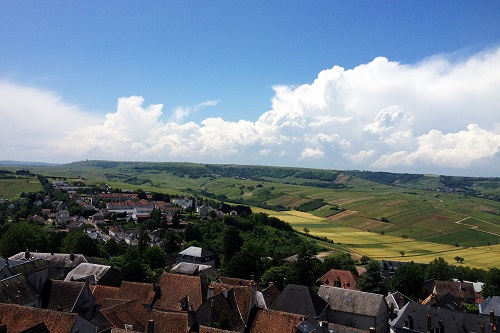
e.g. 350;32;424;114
0;176;499;332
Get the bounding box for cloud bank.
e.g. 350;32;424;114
1;47;500;176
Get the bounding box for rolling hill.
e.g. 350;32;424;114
2;160;500;268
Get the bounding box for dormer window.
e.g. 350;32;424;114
180;296;189;311
404;315;414;329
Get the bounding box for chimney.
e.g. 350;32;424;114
207;285;215;299
248;280;258;309
24;249;30;260
427;313;431;333
69;253;75;261
147;319;154;333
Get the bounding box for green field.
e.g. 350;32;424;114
253;207;500;268
0;178;43;200
5;160;500;269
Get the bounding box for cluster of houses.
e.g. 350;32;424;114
0;246;498;333
1;186;498;332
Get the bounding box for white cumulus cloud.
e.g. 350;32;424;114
1;47;500;175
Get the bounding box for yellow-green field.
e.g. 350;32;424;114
0;179;43;200
253;207;500;269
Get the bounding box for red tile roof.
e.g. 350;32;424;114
100;299;149;332
154;272;205;312
117;281;156;305
0;303;82;333
248;308;304;333
90;285;120;306
316;269;358;290
207;289;245;331
219;276;258;288
151;309;189;333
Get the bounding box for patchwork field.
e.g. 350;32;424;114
5;160;499;269
253;207;500;268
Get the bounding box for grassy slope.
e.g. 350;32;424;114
0;178;43;200
7;160;500;268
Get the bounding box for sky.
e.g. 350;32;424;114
1;2;499;177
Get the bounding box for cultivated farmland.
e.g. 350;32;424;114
6;160;499;269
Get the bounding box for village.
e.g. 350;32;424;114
0;180;499;333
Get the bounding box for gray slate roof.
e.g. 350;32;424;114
8;258;48;277
480;296;500;316
318;285;386;317
64;263;112;283
9;252;102;269
0;273;39;305
270;284;328;318
171;262;208;275
42;280;86;312
178;246;213;257
391;301;498;333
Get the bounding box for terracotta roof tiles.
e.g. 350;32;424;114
248;308;304;333
100;299;149;332
316;269;358;290
151;309;189;333
90;285;120;306
117;281;156;306
154;272;205;312
199;326;240;333
0;303;92;333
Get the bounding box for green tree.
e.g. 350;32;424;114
260;265;289;291
390;261;425;300
360;255;371;265
143;246;167;270
454;256;464;264
0;222;49;257
172;210;181;229
426;257;452;281
60;231;100;257
184;223;202;243
286;245;325;287
323;252;357;275
162;230;181;254
121;246;149;282
222;226;243;265
356;260;387;294
137;226;149;257
103;238;127;257
223;249;259;279
481;268;500;298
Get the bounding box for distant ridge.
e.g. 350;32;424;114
0;160;60;167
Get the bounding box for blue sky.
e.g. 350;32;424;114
1;2;500;176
